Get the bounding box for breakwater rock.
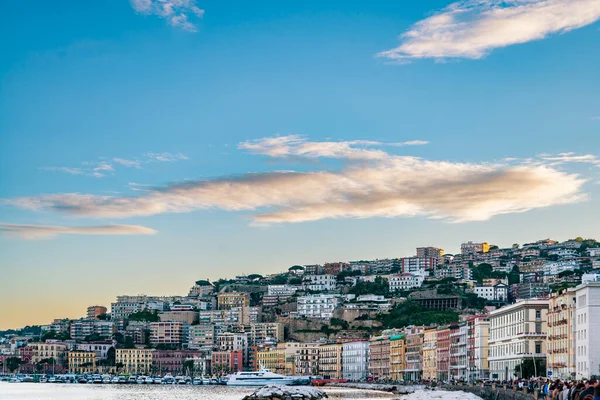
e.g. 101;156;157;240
243;385;328;400
325;382;425;394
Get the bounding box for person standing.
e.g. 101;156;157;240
580;379;599;400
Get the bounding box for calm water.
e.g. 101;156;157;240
0;383;396;400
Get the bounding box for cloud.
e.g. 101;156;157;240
113;158;141;168
0;223;157;240
42;152;187;178
6;157;586;225
144;152;189;162
539;152;600;167
130;0;205;32
238;135;428;160
591;116;600;121
378;0;600;61
41;167;84;175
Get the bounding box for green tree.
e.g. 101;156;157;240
123;336;136;349
4;357;23;373
288;265;305;273
127;311;160;322
96;313;109;321
183;359;195;375
514;358;546;378
508;266;520;285
247;274;263;281
378;301;458;330
349;276;389;296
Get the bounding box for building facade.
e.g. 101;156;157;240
116;348;153;375
68;351;96;374
489;299;549;380
547;289;576;379
422;328;437;380
342;341;369;381
574;282;600;380
369;335;390;381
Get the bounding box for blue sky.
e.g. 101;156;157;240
1;0;599;329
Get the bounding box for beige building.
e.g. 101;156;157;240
389;334;405;381
319;343;343;379
547;289;576;380
275;342;312;375
422;328;437;380
150;321;185;346
116;348;153;375
217;292;250;310
489;299;548;380
404;327;424;381
68;351;96;374
473;315;490;379
158;311;199;324
294;343;320;376
369;335;390;381
30;342;68;364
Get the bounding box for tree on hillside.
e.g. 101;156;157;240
378;301;458;330
247;274;263;282
127;311;160;322
348;276;389;296
289;265;305;273
508;266;520;285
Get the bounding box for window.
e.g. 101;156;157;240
535;343;541;354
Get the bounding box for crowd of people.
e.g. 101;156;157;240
540;378;599;400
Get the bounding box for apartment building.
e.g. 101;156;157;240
422;328;437;380
461;241;490;256
150;321;186;346
574;282;600;379
436;327;450;381
416;247;444;266
302;274;337;291
152;350;203;375
389;335;405;381
472;316;490;380
369;335;391;381
70;320;116;341
389;273;424;292
256;348;279;371
342;341;369;381
29;342;68;364
547;289;576;379
402;257;436;273
75;343;113;360
86;306;107;319
294;343;320;376
116;348;153;375
217;292;250;310
319;343;343;379
212;350;243;374
296;295;341;319
473;284;508;302
489;299;549;380
403;327;423;382
68;351;96;374
450;322;468;380
198;307;260;325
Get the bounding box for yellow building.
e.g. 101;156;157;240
69;351;96;374
256;348;279;371
319;343;343;379
422;328;437;380
116;348;153;375
389;335;405;381
548;289;576;380
217;292;250;310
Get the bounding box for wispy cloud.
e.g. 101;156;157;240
0;223;157;240
113;158;141;168
9;136;588;226
539;152;600;167
591;116;600;121
378;0;600;61
239;135;428;161
144;152;188;162
130;0;205;32
42;152;188;178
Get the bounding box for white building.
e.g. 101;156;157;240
488;299;549;380
548;248;579;258
267;285;298;296
449;322;468;380
473;283;508;302
574;282;600;380
302;274;337;291
543;260;579;276
587;248;600;257
342;341;370;381
296;294;341;319
389;273;424;292
582;274;600;283
402;257;436;274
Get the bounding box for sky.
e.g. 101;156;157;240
0;0;599;330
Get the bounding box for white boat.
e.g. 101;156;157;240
145;376;153;384
192;377;202;385
153;377;162;384
111;376;120;384
226;368;299;386
137;375;147;384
